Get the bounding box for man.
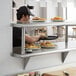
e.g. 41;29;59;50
13;6;46;47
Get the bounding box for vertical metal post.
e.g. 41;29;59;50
21;27;25;54
57;26;59;37
66;7;67;20
57;26;63;37
65;25;68;48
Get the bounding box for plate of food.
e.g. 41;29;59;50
32;17;46;22
40;41;57;49
25;43;41;50
51;16;64;22
32;19;46;22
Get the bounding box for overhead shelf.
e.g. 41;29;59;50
11;21;76;27
11;21;76;69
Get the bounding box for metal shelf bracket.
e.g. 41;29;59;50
23;57;30;69
61;52;69;63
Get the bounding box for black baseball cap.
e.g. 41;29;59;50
17;6;34;16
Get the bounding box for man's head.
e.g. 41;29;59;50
16;6;34;22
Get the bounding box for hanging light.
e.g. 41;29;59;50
74;0;76;7
57;0;62;2
40;0;47;7
67;0;73;2
36;0;40;1
52;0;58;7
61;0;67;7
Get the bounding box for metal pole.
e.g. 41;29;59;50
65;25;68;48
21;27;25;54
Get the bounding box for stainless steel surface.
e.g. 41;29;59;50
11;21;76;69
13;40;76;69
65;25;68;48
13;41;76;58
21;27;25;54
11;21;76;27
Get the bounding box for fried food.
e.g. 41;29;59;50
51;16;63;20
40;41;55;47
32;17;46;21
25;43;40;49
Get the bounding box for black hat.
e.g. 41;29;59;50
17;6;34;16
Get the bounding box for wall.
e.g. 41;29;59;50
0;0;12;75
0;0;76;76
